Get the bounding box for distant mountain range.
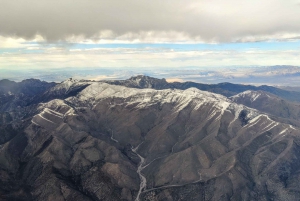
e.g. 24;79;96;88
2;65;300;86
0;76;300;201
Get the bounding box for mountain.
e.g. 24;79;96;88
0;78;56;113
279;86;300;92
0;79;56;112
0;79;56;96
105;75;300;102
105;75;170;89
230;90;300;127
1;80;300;201
33;78;91;104
0;79;56;153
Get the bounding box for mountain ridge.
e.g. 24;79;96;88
1;79;300;200
2;75;300;103
104;75;300;102
1;76;300;200
230;90;300;128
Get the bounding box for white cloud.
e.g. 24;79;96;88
0;36;26;48
1;0;300;42
1;47;299;70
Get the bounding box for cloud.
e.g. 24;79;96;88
1;0;300;42
1;46;300;70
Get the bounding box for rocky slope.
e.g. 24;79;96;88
231;90;300;127
0;79;56;148
0;79;56;111
33;78;91;103
1;80;300;200
0;79;56;96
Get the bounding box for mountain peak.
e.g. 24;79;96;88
129;75;167;82
129;75;147;79
21;78;42;83
62;77;79;83
104;75;169;89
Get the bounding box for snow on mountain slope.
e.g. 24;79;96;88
48;78;92;94
230;90;300;127
230;90;271;102
67;82;233;113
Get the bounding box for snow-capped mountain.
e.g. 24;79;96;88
1;79;300;200
231;90;300;127
1;77;300;201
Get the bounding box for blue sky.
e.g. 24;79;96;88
69;41;300;51
2;39;300;56
0;39;299;79
1;39;299;69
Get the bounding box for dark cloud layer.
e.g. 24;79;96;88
1;0;300;42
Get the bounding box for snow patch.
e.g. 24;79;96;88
231;90;264;102
279;128;288;135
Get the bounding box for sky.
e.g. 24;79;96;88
1;0;300;82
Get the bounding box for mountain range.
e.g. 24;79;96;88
105;75;300;102
0;76;300;201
